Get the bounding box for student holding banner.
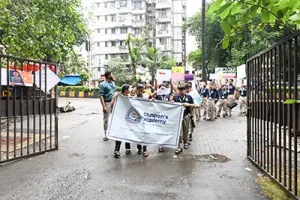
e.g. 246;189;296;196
136;84;149;157
172;83;195;154
110;84;132;158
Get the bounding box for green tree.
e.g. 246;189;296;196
188;49;202;70
107;57;133;86
208;0;300;48
142;47;175;81
125;33;148;78
62;51;89;81
0;0;89;62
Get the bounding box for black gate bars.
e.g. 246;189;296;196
247;31;300;199
0;54;58;164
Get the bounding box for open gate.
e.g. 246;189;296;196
247;31;300;199
0;54;58;164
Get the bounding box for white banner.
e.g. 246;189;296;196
34;67;60;92
156;69;171;84
107;95;184;148
189;90;201;105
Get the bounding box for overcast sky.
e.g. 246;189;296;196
186;0;202;54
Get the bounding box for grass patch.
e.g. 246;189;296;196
257;176;293;200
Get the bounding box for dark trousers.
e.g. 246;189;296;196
114;141;131;152
137;144;147;152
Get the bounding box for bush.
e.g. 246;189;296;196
58;86;100;92
116;86;122;92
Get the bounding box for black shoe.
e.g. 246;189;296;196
189;137;193;142
217;114;220;117
114;151;120;158
137;149;143;155
125;149;131;154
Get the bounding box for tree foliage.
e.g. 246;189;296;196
107;57;133;86
0;0;89;62
62;51;89;81
208;0;300;48
142;47;175;81
188;49;202;70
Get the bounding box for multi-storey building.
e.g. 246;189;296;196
90;0;187;79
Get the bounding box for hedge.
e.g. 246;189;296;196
58;86;100;92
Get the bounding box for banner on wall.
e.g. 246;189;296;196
107;95;184;148
1;68;33;86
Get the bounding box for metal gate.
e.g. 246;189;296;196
0;54;58;164
247;31;300;198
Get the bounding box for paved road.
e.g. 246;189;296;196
0;98;268;200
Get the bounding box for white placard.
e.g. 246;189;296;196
1;68;8;85
34;67;60;92
156;69;171;84
237;64;246;79
107;95;184;148
157;88;171;95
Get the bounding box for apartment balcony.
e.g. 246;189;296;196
156;15;172;23
155;0;172;9
93;34;129;42
131;19;146;27
132;7;147;14
156;30;172;38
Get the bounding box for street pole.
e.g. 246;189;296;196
201;0;207;82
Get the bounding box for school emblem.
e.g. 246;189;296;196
125;107;142;124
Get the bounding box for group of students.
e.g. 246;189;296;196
110;80;197;158
197;79;247;121
99;70;247;159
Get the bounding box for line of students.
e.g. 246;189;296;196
198;79;247;121
111;81;197;158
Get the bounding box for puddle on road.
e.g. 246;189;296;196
174;154;231;163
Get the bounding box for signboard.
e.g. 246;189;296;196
215;67;236;79
107;95;184;148
156;69;171;84
1;68;33;86
34;67;60;92
171;67;184;81
237;64;246;79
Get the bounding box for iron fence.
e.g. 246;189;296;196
247;31;300;199
0;54;58;164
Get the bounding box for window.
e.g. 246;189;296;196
105;29;107;34
119;14;127;22
135;28;142;35
98;67;101;72
120;41;124;46
159;22;168;31
97;42;100;47
134;15;143;21
133;1;142;9
159;9;167;17
110;2;115;8
119;1;127;8
105;16;108;21
111;15;116;22
104;2;108;8
105;54;108;60
159;38;167;45
97;3;100;8
97;16;100;21
120;28;128;34
112;41;116;47
97;29;100;33
105;42;108;47
158;0;167;3
111;28;116;34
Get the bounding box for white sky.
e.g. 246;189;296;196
186;0;202;54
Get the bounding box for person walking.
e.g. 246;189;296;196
227;79;236;117
135;84;149;157
185;83;196;141
239;84;247;115
99;71;116;141
172;83;195;154
207;83;218;121
199;82;209;120
217;84;229;118
110;84;131;158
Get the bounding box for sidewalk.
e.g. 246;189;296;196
0;99;268;200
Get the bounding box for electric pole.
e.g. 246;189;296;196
201;0;207;82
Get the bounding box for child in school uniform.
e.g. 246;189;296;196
217;84;229;118
207;83;219;121
172;83;195;154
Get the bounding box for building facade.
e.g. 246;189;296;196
90;0;187;79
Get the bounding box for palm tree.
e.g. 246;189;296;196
63;51;89;78
142;47;175;82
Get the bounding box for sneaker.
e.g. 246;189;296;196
217;114;220;117
103;136;109;141
184;143;189;149
114;151;120;158
158;147;165;152
125;149;131;154
189;137;193;142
